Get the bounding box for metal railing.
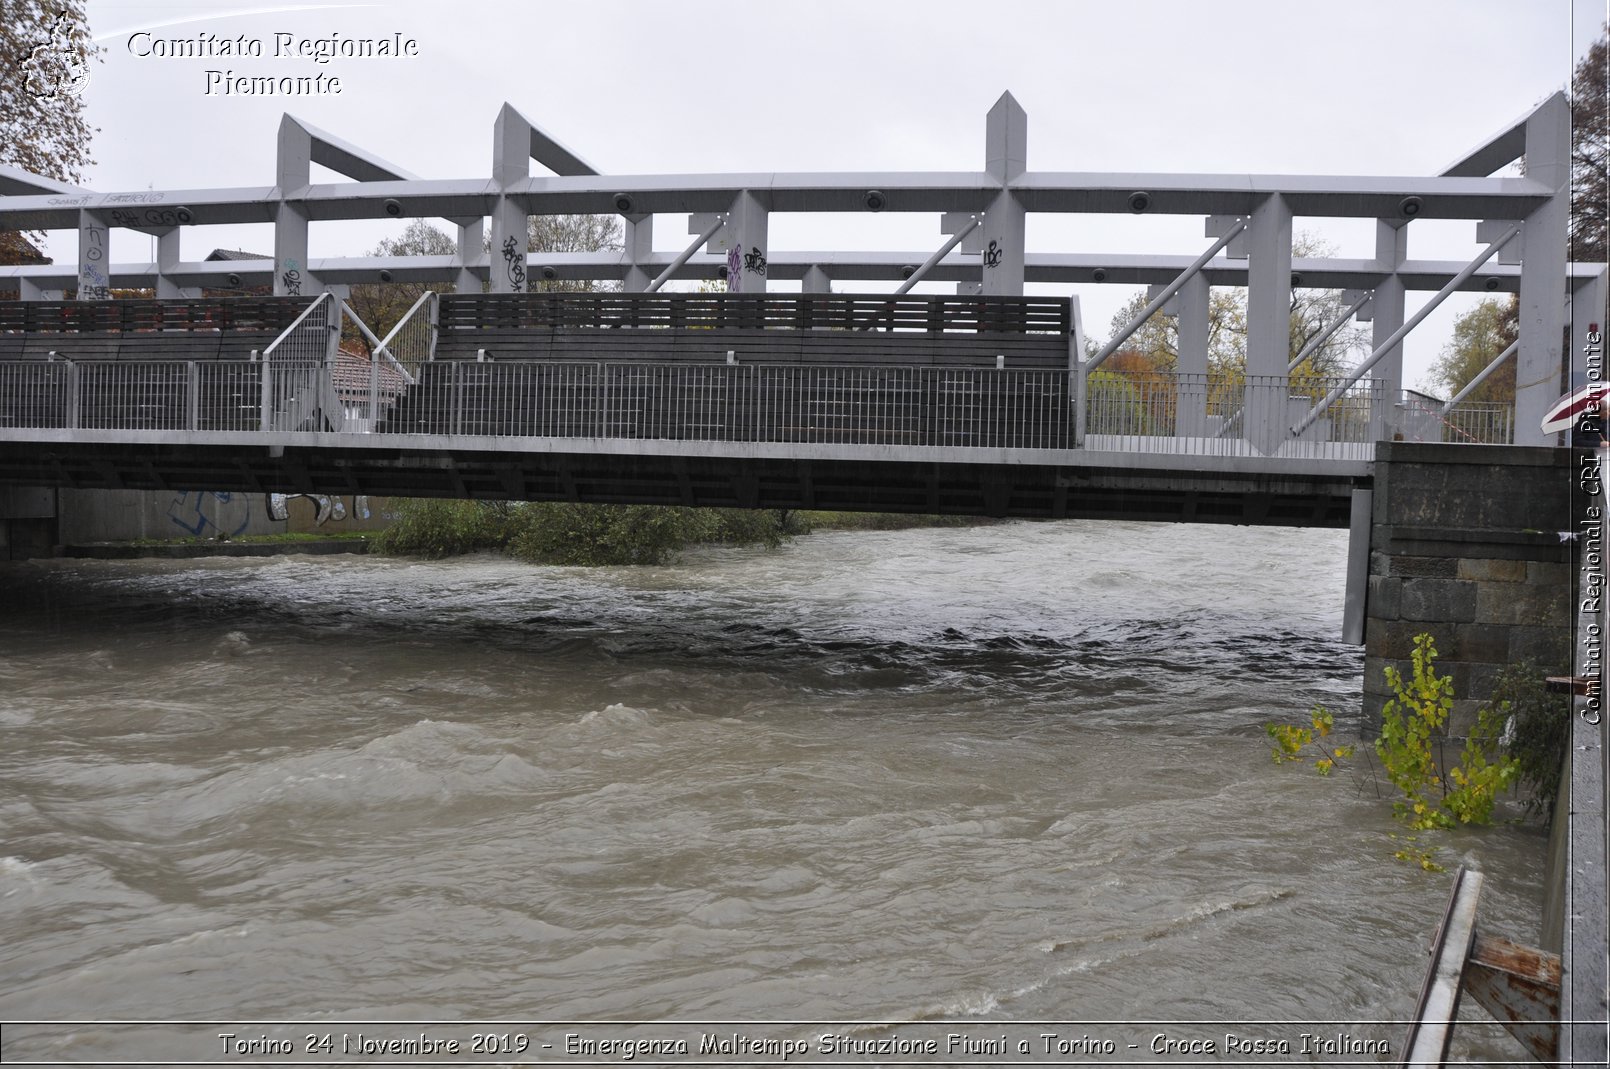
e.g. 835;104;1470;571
338;291;435;431
1400;397;1515;445
1;352;1519;464
0;359;263;432
1083;371;1384;457
259;293;339;432
376;361;1072;449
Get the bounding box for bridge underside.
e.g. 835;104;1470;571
0;440;1360;526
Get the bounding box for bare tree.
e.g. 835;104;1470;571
1;0;97;264
1571;23;1608;265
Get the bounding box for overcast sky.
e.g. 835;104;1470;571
54;0;1610;390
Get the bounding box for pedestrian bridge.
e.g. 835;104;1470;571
0;289;1441;527
1;288;1464;472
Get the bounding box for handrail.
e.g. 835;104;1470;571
371;290;434;385
340;296;425;386
261;292;333;359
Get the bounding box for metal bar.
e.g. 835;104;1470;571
1438;340;1518;413
1087;220;1248;372
895;216;981;295
1560;470;1610;1066
371;289;436;384
645;217;727;294
1401;867;1484;1069
1342;488;1371;644
1294;224;1521;436
1289;289;1373;372
260;292;333;359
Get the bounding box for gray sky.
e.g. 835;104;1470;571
58;0;1610;390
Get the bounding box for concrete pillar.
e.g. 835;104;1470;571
76;209;109;299
274;116;315;298
455;219;483;294
980;92;1026;297
490;104;529;294
1244;193;1292;452
1371;220;1409;438
1516;93;1570;445
722;190;768;294
1342;487;1372;644
155;228;197;299
1176;273;1210;436
802;265;831;294
622;213;653;293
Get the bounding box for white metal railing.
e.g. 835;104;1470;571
1;355;1517;462
1084;371;1383;457
256;292;339;432
375;361;1072;448
337;292;434;430
0;359;263;432
1399;396;1515;445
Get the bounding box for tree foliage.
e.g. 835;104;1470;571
1099;235;1368;385
343;220;457;355
1572;23;1608;264
1;1;97;264
343;213;623;352
1425;296;1518;404
374;499;792;565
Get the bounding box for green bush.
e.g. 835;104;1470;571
506;504;793;565
1486;659;1571;820
371;499;513;558
1374;633;1519;830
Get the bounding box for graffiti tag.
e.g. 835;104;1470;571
502;236;526;292
167;491;251;537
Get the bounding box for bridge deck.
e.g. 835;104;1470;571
0;294;1385;522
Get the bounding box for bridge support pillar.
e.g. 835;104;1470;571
455;219;484;294
1362;442;1573;733
980;92;1026;297
1243;193;1291;453
76;209;109;300
802;265;832;294
154;228;196;300
622;213;653;293
1342;487;1371;644
1176;273;1210;436
490;104;531;294
722;190;768;293
1370;220;1408;440
274;117;317;298
1516;93;1570;445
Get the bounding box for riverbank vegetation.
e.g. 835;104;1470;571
371;499;993;565
1268;632;1569;868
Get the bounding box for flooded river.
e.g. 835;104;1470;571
0;520;1550;1064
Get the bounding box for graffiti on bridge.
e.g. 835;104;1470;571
166;491;251;537
266;493;372;526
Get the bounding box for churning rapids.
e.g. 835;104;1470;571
0;520;1550;1063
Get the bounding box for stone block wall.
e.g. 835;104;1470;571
1364;441;1576;733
